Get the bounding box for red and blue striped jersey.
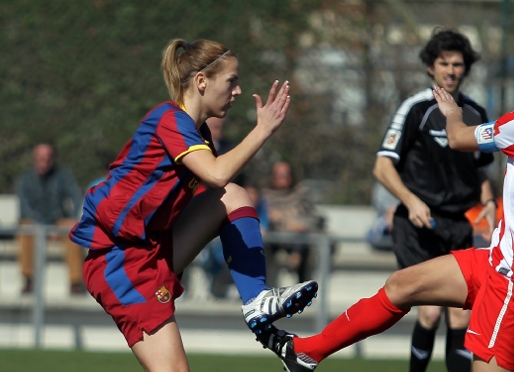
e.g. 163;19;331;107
70;101;214;249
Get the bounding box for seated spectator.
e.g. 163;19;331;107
15;143;85;295
262;161;323;286
366;182;399;251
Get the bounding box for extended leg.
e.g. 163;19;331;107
171;184;318;332
272;254;468;372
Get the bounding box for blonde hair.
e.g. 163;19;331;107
161;39;235;105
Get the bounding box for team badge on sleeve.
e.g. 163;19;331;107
475;122;499;153
155;285;171;304
382;129;401;150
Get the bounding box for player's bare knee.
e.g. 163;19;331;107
221;182;253;212
384;270;413;307
448;308;470;328
418;306;442;328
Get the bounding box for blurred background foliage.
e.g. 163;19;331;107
0;0;512;203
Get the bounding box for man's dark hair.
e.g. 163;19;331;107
419;28;480;77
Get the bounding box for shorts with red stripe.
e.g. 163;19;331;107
452;247;514;370
83;229;184;348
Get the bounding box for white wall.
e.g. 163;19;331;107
0;194;18;226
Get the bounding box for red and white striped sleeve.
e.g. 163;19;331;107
494;111;514;157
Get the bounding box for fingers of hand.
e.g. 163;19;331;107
433;86;451;101
267;81;290;117
281;94;291;115
273;81;289;106
411;213;433;228
265;80;280;106
410;217;422;228
474;209;486;224
481;231;491;242
253;94;263;109
277;81;290;108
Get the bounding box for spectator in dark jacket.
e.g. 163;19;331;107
15;142;85;295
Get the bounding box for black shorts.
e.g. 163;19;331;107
391;204;473;269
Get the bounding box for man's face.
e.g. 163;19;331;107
427;51;466;95
272;162;293;189
33;144;54;176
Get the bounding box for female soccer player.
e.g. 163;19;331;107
69;38;318;372
263;88;514;372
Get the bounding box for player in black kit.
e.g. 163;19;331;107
373;28;497;372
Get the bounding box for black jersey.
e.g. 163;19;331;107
377;88;494;215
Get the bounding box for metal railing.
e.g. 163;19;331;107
0;225;373;349
0;224;72;348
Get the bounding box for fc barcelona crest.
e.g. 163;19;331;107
155;285;171;304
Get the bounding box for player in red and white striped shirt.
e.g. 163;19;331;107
266;88;514;372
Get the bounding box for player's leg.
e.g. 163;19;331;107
131;316;189;372
390;206;444;372
17;219;35;294
463;251;514;372
270;254;468;372
473;356;510;372
83;242;187;372
172;183;268;302
56;218;85;294
442;216;474;372
410;305;443;372
446;307;472;372
171;183;318;332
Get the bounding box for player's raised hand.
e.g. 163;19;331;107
433;85;462;118
253;80;291;135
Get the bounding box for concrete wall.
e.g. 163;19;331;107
0;194;377;240
317;204;376;239
0;194;18;226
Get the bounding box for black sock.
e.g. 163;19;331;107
409;321;436;372
446;327;471;372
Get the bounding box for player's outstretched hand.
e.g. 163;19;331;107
432;85;462;118
253;80;291;135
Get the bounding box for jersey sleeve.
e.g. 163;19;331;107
377;103;422;162
156;110;211;163
493;111;514;157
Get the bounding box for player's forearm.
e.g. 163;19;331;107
373;157;417;209
479;179;495;206
446;111;479;151
204;126;270;187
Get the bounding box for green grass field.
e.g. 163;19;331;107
0;349;447;371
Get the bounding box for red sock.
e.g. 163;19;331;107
293;287;409;362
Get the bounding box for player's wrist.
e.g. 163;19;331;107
446;109;463;118
483;198;498;208
475;122;499;153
